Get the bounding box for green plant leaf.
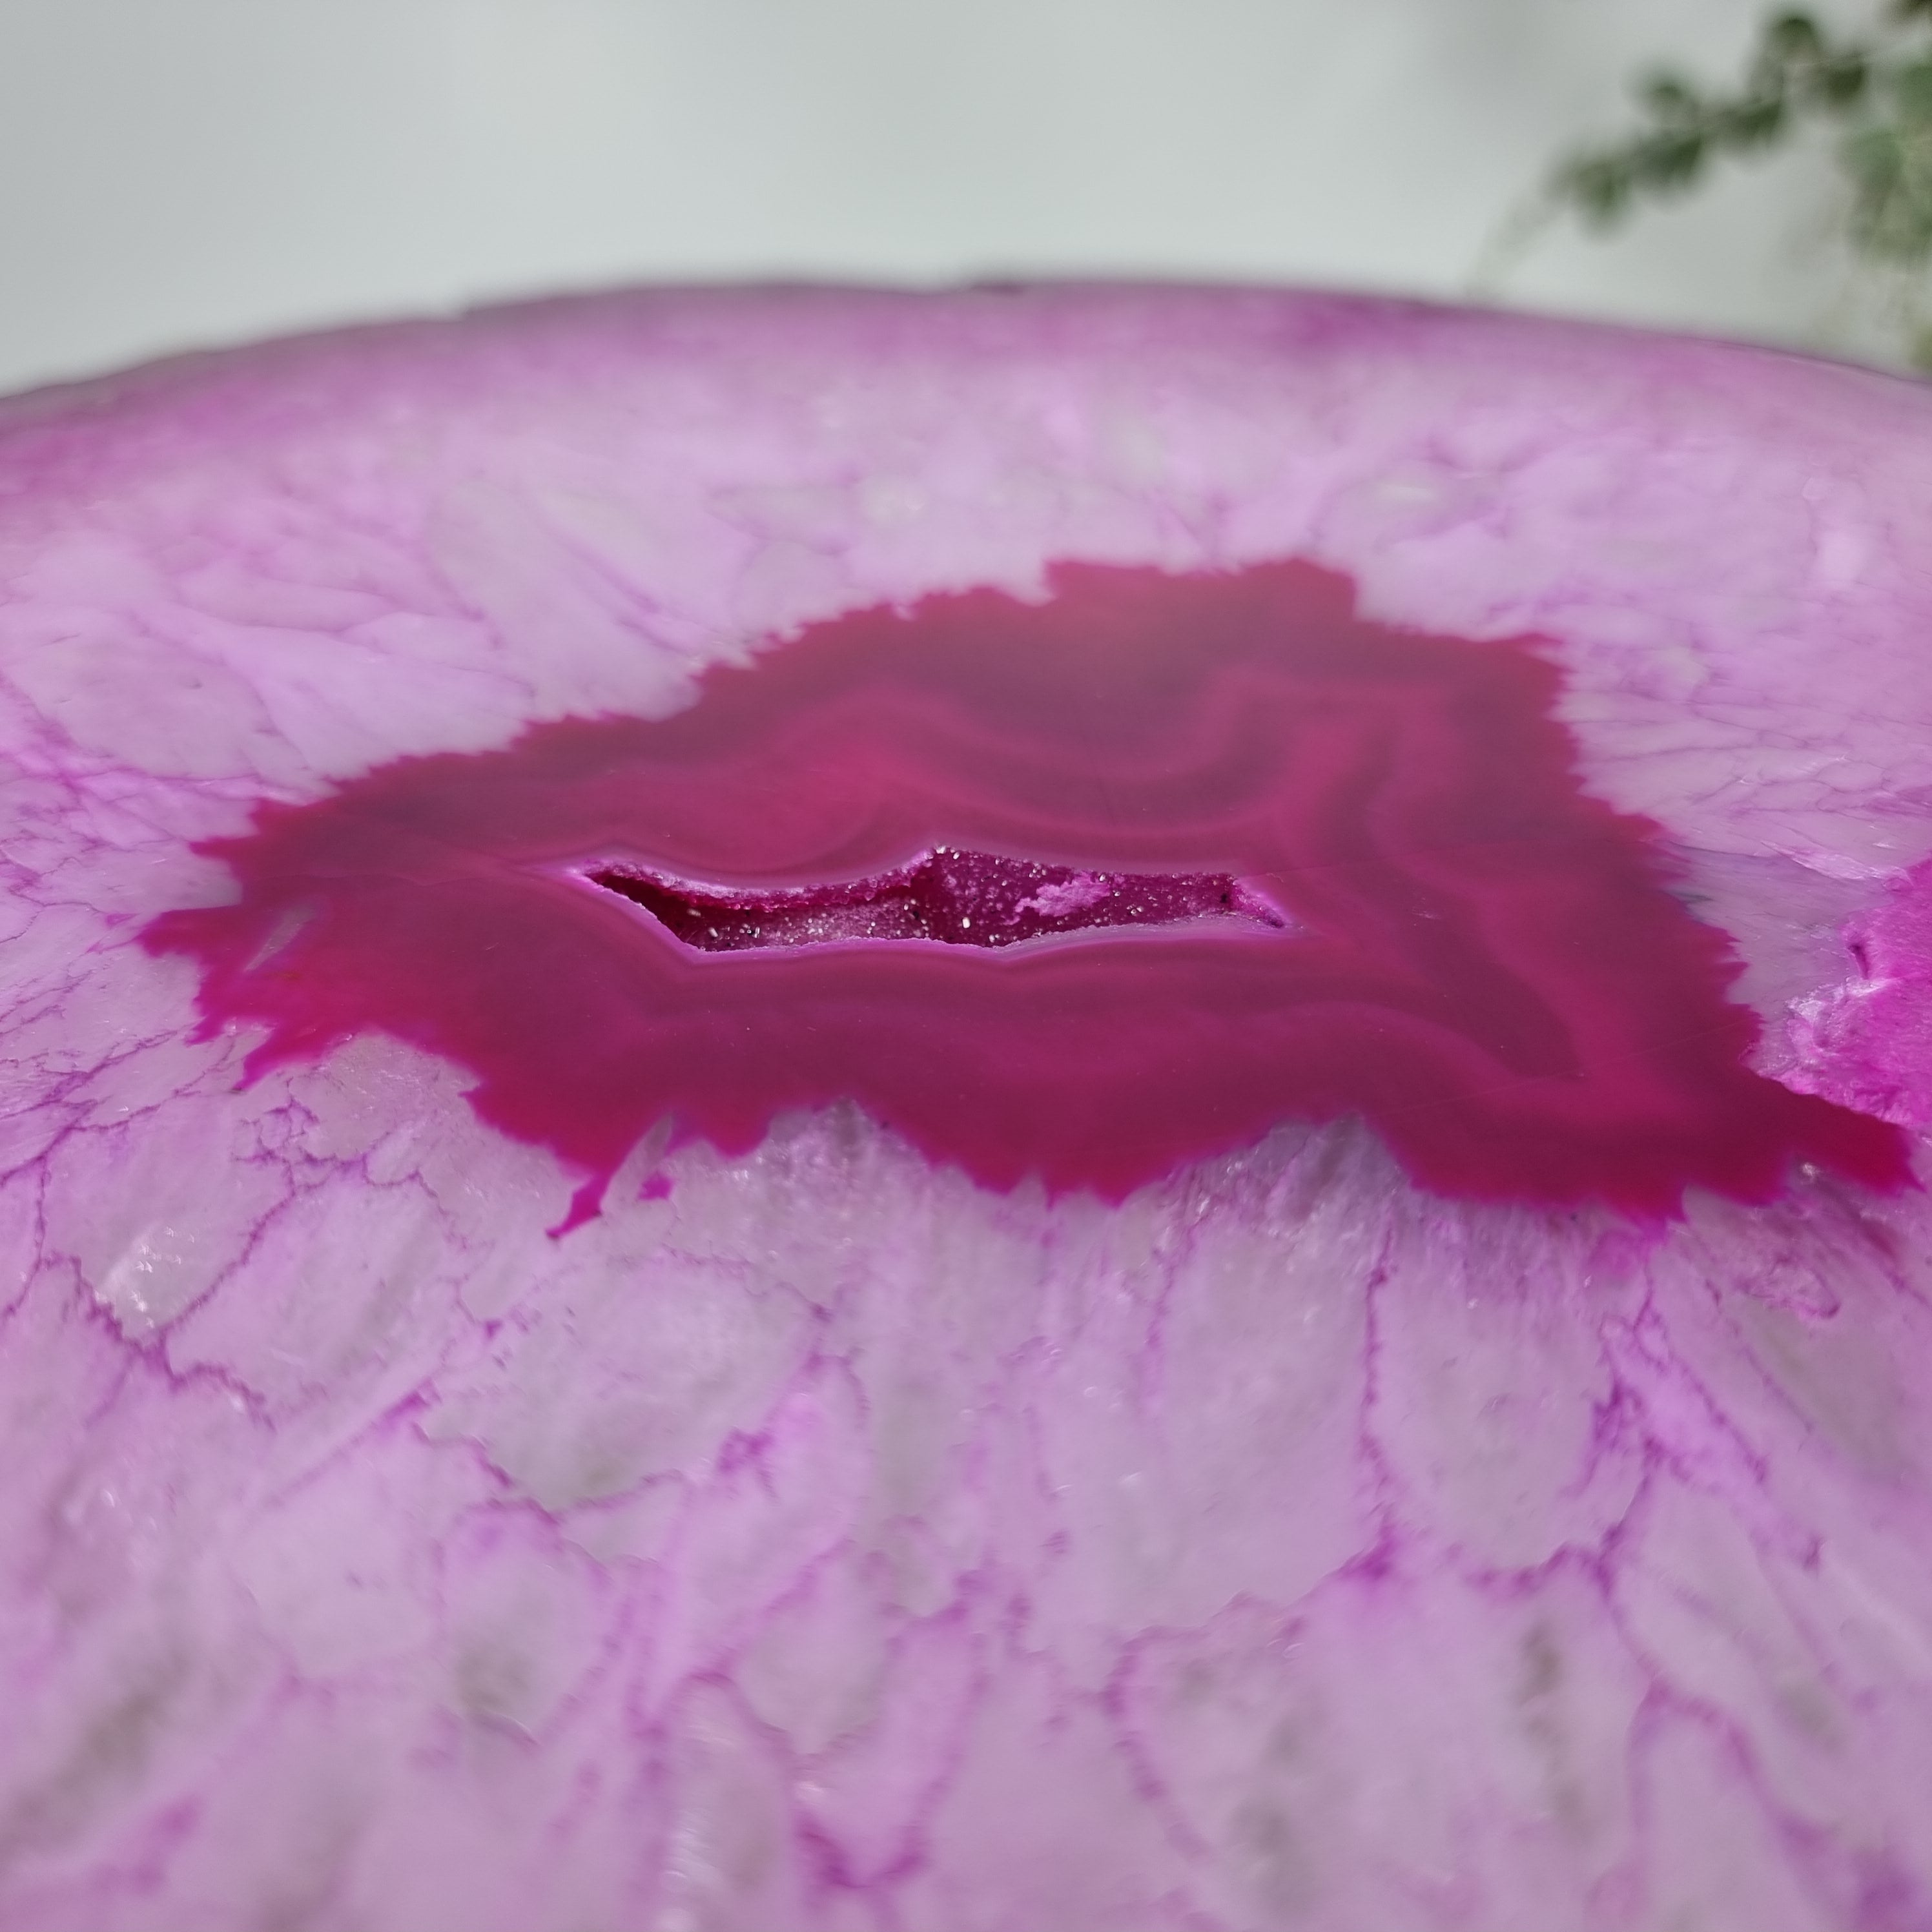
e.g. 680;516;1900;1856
1632;130;1710;189
1638;72;1705;120
1765;11;1827;59
1558;155;1636;225
1844;124;1904;187
1717;94;1789;146
1811;54;1872;108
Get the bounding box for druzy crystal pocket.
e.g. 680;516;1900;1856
3;289;1931;1932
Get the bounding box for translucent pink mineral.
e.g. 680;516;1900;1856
3;287;1932;1931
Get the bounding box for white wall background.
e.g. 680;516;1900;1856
0;0;1879;395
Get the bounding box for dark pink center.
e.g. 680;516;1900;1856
142;559;1908;1227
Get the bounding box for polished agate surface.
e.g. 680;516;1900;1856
4;288;1932;1932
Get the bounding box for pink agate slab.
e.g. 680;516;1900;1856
3;285;1932;1931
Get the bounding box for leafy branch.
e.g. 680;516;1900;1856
1528;1;1932;365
